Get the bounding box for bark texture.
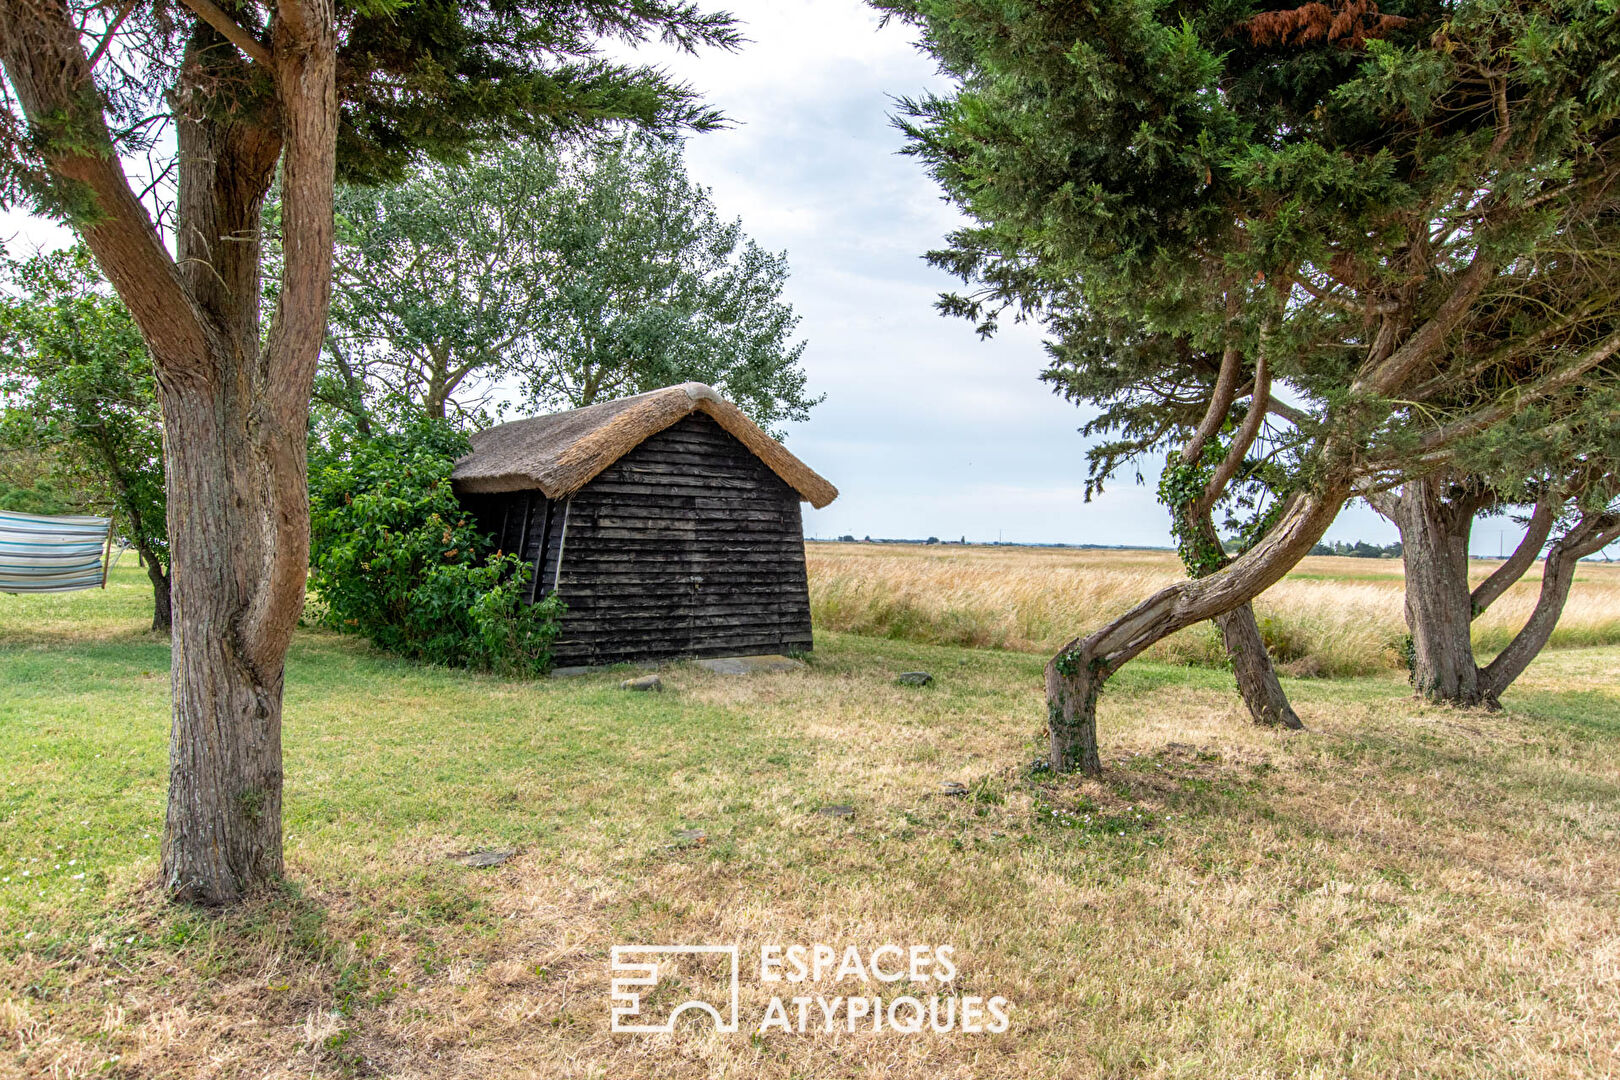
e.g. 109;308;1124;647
1391;473;1487;704
1217;603;1302;729
141;545;172;632
1169;323;1302;731
0;0;338;903
1480;513;1620;700
1471;495;1556;617
1378;475;1616;710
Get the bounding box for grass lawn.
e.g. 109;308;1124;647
2;564;1619;1078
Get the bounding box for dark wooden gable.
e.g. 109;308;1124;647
550;412;812;665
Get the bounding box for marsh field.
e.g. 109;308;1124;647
807;541;1620;675
2;552;1619;1079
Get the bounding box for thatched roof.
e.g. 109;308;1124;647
451;383;838;509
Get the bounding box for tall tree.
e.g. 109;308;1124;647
319;136;816;434
879;0;1620;771
0;0;737;903
0;244;169;629
1368;202;1620;704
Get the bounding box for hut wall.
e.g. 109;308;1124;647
547;412;813;666
462;490;565;601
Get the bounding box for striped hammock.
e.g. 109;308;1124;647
0;509;113;594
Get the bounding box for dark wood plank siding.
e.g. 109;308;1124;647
547;412;812;666
462;490;565;602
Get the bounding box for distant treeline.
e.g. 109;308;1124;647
1308;540;1403;559
815;535;1411;558
818;535;1172;551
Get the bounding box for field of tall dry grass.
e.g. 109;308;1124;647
806;542;1620;676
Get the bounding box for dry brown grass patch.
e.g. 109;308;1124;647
807;542;1620;677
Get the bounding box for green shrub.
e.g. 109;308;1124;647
0;478;75;514
308;420;563;676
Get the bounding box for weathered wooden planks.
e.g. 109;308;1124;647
462;412;814;667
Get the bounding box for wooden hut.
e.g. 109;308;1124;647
451;382;838;668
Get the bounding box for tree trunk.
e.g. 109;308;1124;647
1470;493;1556;617
1186;505;1301;730
424;344;450;419
1379;478;1613;708
106;457;171;634
1046;484;1348;771
1045;651;1103;773
1390;474;1486;704
1;0;337;905
162;10;336;905
157;370;291;900
142;547;171;633
1480;513;1620;701
324;335;373;435
1169;338;1302;732
1217;602;1302;728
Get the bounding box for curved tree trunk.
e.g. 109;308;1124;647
1188;508;1302;730
1047;483;1347;772
1172;325;1301;731
1218;602;1302;728
1380;476;1612;709
142;546;172;633
1470;494;1557;617
1480;513;1620;701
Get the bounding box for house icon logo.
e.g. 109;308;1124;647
609;945;740;1033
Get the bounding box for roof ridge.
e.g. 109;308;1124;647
451;384;837;508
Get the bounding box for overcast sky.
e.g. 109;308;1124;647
4;0;1559;554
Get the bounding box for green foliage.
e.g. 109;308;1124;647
1397;632;1417;681
308;421;563;676
0;476;75;514
878;0;1620;531
314;136;818;435
1156;445;1227;578
0;244;166;572
0;3;742;223
1310;539;1404;558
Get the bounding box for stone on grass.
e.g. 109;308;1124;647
939;781;968;797
452;847;518;868
621;674;663;692
896;671;934;687
816;805;855;819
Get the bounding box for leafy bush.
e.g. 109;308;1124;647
308;420;563;676
0;478;74;514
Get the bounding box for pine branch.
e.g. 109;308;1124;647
178;0;272;66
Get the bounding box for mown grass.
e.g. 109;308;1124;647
807;542;1620;677
2;564;1619;1078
